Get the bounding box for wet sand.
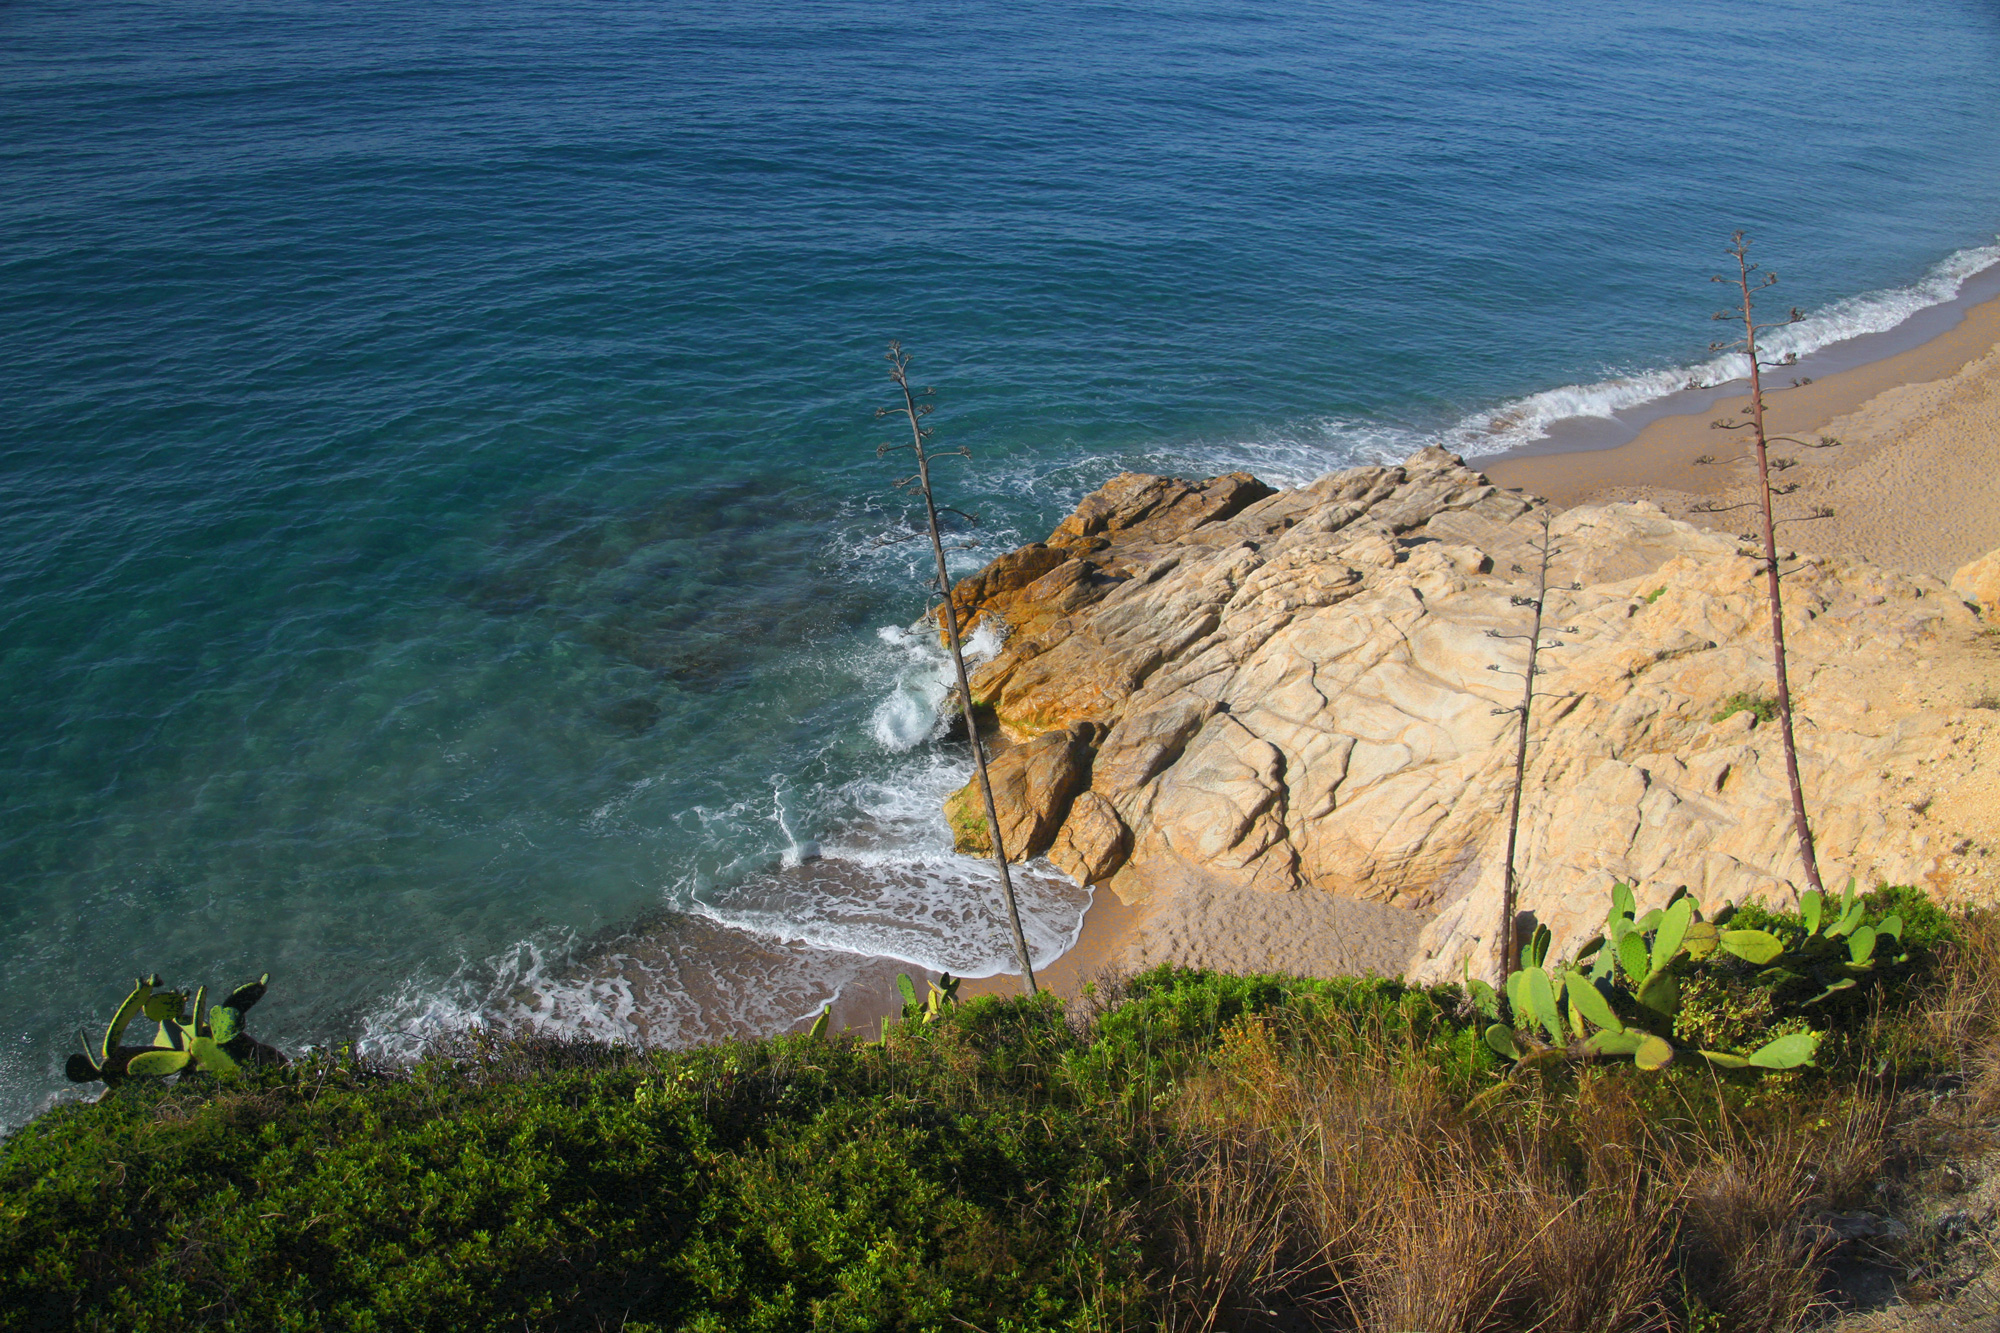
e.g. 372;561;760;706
956;883;1151;1005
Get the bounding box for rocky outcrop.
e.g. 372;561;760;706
1952;547;2000;621
940;447;1999;984
944;472;1275;640
1048;791;1130;886
943;722;1099;861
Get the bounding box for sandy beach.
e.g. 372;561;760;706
959;861;1428;1006
1482;290;2000;581
956;884;1150;1005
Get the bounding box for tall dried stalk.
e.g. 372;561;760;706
1709;233;1826;898
1486;513;1577;976
878;343;1038;994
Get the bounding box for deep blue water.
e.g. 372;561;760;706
5;0;2000;1124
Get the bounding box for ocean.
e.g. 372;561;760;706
5;0;2000;1126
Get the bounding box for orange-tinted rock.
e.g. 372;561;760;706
942;542;1069;635
1951;547;2000;620
1048;471;1276;560
943;723;1100;860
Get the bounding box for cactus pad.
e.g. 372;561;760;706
1719;929;1784;964
1746;1030;1818;1069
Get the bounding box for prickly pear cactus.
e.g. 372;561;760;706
893;972;964;1026
1716;880;1905;1007
1477;885;1835;1075
63;974;166;1088
66;971;281;1091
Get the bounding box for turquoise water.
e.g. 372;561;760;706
5;0;2000;1124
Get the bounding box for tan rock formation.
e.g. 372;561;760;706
943;471;1275;639
1952;547;2000;621
943;722;1099;860
940;447;2000;984
1047;791;1129;885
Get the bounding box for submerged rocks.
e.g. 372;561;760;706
938;447;1997;983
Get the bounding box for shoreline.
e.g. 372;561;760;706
812;881;1155;1037
956;884;1153;1005
1466;253;2000;466
1477;286;2000;580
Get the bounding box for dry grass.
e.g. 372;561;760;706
1928;910;2000;1117
1148;989;1976;1333
1677;1132;1836;1333
1162;1009;1683;1331
1822;911;2000;1331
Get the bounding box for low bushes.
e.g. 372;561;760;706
3;902;1996;1331
0;1003;1149;1333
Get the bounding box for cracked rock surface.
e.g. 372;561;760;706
941;446;2000;982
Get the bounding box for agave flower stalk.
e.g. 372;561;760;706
880;344;1038;994
1711;234;1825;897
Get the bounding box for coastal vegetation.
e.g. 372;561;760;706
1476;881;1936;1073
4;888;1993;1331
62;974;280;1092
1711;693;1779;726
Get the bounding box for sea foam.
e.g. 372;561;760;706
358;617;1087;1058
1444;240;2000;455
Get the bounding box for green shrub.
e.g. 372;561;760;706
1726;882;1958;967
0;1027;1150;1332
0;928;1970;1331
1063;968;1488;1106
1710;691;1777;724
1863;883;1960;952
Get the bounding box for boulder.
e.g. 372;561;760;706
1951;547;2000;620
944;723;1099;860
1048;791;1130;884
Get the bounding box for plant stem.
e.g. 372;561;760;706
1498;518;1552;977
888;354;1039;995
1731;238;1825;897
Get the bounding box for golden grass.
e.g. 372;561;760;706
1153;916;2000;1333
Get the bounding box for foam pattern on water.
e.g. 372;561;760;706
867;622;1003;752
358;621;1084;1055
1444;241;2000;454
357;918;904;1057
